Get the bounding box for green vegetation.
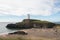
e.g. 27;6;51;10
16;19;56;28
17;19;54;24
0;36;56;40
0;37;24;40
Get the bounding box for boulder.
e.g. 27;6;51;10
8;31;28;35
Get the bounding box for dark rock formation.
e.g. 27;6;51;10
8;31;28;35
46;23;56;28
6;24;17;29
6;23;32;29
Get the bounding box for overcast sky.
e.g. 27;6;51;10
0;0;60;22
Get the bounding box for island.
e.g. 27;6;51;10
6;19;56;29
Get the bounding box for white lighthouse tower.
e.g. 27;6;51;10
27;14;30;19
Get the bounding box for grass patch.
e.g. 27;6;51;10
0;36;24;40
0;38;56;40
0;36;56;40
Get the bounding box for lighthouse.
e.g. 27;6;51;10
27;14;30;19
23;14;31;28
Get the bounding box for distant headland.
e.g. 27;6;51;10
6;14;56;29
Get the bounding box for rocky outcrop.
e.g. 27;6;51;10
6;19;56;29
6;23;32;29
6;24;17;29
8;31;28;35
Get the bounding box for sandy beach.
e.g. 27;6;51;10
0;28;60;40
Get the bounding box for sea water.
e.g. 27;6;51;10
0;22;18;35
